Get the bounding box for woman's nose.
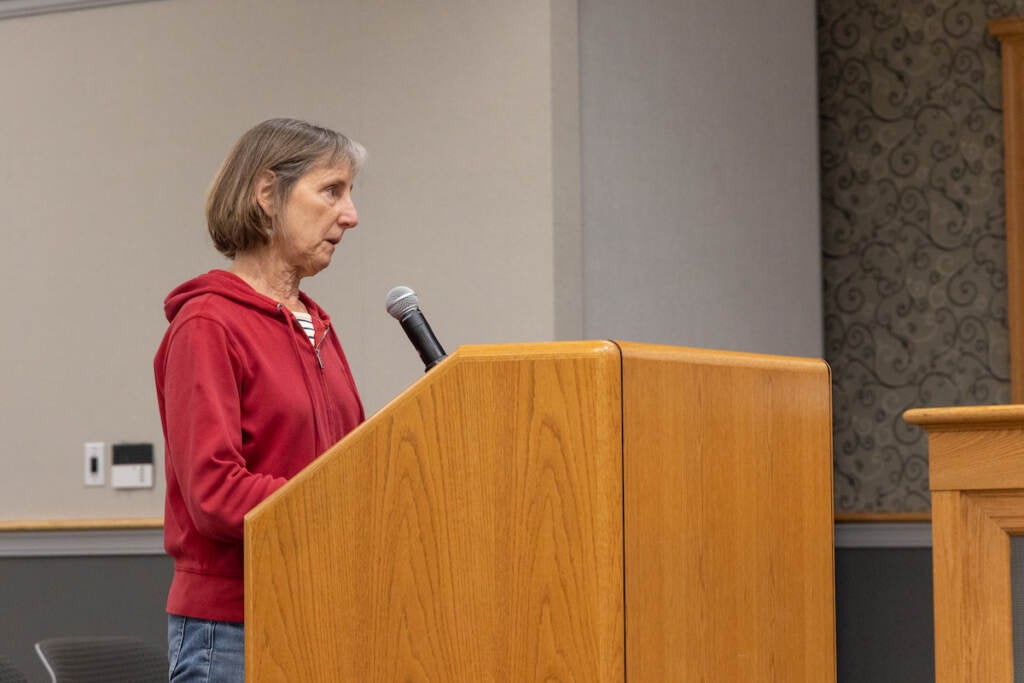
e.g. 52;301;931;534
338;200;358;228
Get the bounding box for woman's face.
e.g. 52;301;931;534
272;161;358;278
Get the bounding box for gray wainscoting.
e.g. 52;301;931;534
836;547;935;683
0;553;172;683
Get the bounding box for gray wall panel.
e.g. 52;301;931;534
579;0;822;357
0;555;172;683
835;548;934;683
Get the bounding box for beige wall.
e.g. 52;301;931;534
0;0;578;518
0;0;822;521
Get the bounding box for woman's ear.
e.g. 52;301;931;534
253;169;278;218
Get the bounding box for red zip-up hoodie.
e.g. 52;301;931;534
154;270;364;623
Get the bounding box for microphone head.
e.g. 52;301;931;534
386;286;419;320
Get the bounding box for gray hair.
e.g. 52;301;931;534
206;118;367;258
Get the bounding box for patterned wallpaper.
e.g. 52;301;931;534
819;0;1022;512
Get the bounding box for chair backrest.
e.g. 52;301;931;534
34;636;166;683
0;655;29;683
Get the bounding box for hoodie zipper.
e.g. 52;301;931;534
279;303;339;450
314;335;325;369
314;324;343;441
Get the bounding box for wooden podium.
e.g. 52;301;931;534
244;341;836;681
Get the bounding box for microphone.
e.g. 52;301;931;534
386;286;447;372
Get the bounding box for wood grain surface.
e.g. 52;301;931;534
245;341;836;681
245;341;624;682
619;342;835;682
930;491;1017;682
991;17;1024;401
907;403;1024;682
833;512;931;523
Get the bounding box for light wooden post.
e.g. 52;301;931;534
991;18;1024;401
245;341;835;681
904;405;1024;681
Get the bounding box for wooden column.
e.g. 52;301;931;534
991;18;1024;401
905;405;1024;681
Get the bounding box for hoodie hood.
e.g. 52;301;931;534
164;270;331;324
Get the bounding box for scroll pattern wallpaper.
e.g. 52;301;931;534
819;0;1020;512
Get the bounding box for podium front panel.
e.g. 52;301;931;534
245;342;624;682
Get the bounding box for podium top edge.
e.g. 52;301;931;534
614;340;828;371
454;340;619;360
449;341;828;375
453;340;825;363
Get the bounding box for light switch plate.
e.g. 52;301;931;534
84;442;104;486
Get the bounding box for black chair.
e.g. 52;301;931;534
0;655;28;683
34;636;166;683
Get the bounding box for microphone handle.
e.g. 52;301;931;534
400;309;447;371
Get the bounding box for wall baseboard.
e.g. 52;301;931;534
834;522;932;548
0;528;164;557
0;523;930;557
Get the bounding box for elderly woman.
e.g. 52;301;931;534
154;118;366;682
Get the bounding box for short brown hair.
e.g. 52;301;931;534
206;118;367;258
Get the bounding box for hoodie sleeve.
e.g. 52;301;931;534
161;316;286;543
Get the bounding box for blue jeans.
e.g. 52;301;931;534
167;614;244;682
